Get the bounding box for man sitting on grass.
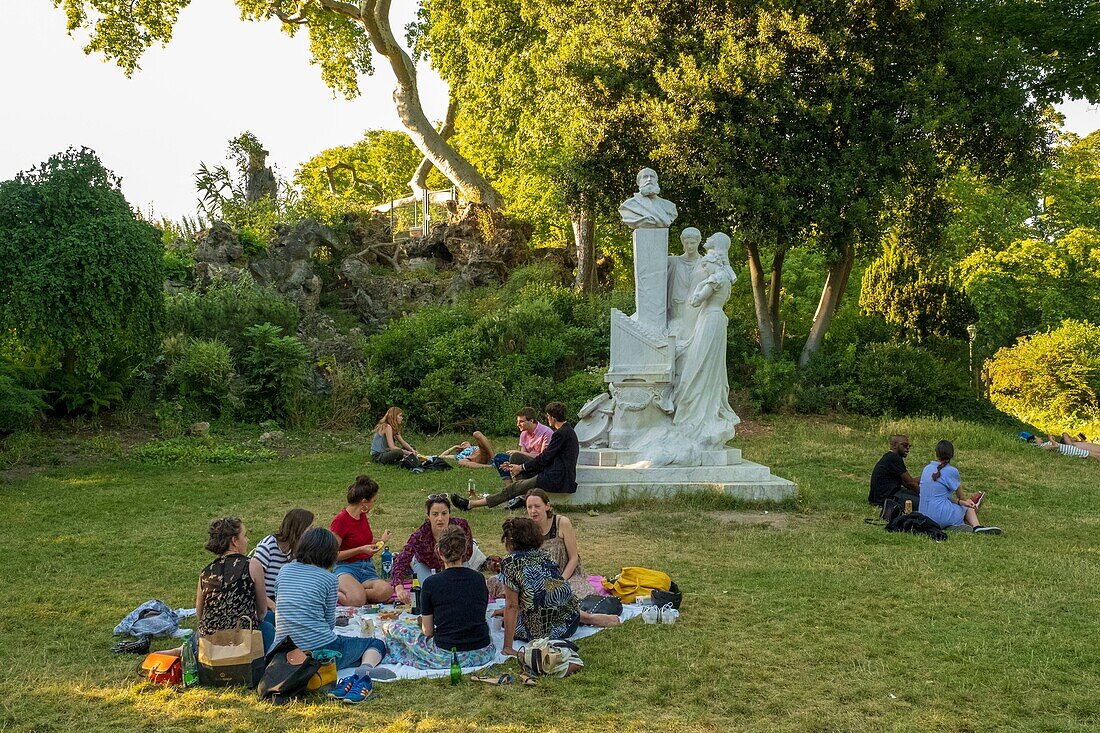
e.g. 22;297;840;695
490;407;555;486
453;402;578;511
869;434;921;510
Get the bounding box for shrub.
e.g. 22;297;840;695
360;270;627;434
749;356;799;413
0;147;164;391
987;320;1100;432
165;278;299;356
240;323;311;424
845;342;974;417
0;362;47;433
163;338;235;418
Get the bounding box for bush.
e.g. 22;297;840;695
360;269;626;433
240;323;311;424
0;362;47;433
165;278;299;356
163;338;235;418
987;320;1100;432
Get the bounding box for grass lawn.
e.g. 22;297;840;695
2;414;1099;732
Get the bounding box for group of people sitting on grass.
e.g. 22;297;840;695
370;402;578;511
195;439;617;692
868;434;1002;534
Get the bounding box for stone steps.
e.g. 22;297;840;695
555;460;797;506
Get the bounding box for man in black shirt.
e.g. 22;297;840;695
868;434;921;509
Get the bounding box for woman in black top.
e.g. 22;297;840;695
381;525;497;669
196;516;275;652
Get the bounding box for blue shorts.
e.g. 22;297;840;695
333;559;379;583
316;635;387;667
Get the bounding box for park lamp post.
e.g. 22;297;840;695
966;324;978;394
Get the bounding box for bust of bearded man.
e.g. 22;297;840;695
618;168;678;230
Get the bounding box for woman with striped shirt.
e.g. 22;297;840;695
250;508;314;608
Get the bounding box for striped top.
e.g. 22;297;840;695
1043;441;1091;458
251;534;290;601
274;561;338;651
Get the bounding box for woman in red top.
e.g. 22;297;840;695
330;475;393;606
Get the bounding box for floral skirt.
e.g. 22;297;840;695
382;618;497;670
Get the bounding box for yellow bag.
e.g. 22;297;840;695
601;567;671;603
306;660;337;691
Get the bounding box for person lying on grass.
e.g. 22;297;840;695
918;440;1002;535
197;516;275;652
1022;432;1100;460
274;527;391;702
381;525;498;670
390;495;492;601
438;431;497;468
496;517;620;659
330;475;394;606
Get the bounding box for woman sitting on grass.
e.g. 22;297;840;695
274;527;390;703
438;430;497;468
197;516;275;652
525;489;592;599
498;517;620;658
330;475;394;606
390;495;491;600
249;508;314;612
919;440;1002;535
371;407;417;465
382;525;497;670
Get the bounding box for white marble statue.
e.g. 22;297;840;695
667;227;704;344
670;232;741;447
618;168;678;230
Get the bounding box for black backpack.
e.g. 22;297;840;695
257;638;324;704
886;511;948;541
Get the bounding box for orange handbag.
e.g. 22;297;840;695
142;650;183;685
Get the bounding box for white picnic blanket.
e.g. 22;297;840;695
335;599;645;681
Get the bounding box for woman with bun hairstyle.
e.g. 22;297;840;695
196;516;275;651
330;475;394;606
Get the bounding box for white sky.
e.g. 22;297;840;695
2;2;1098;222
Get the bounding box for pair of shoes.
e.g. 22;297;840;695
343;674;375;704
329;674;359;700
450;493;470;511
502;496;525;511
974;525;1003;535
111;636;150;654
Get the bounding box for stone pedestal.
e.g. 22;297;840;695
632;228;669;331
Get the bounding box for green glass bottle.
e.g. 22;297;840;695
450;648;461;685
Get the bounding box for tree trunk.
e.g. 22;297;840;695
571;204;596;294
745;240;778;357
63;347;76;375
335;0;504;209
768;247;786;352
409;96;458;196
800;243;856;367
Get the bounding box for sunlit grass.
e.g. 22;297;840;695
2;415;1099;731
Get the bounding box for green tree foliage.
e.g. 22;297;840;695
0;363;48;433
1036;130;1100;239
293;130;446;225
987;320;1100;432
960;229;1100;353
0;147;164;381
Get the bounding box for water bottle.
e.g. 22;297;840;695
180;629;199;687
450;648;461;684
380;545;393;580
410;578;422;615
467;478;476;498
903;500;913;515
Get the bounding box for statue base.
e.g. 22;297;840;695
555;448;797;506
